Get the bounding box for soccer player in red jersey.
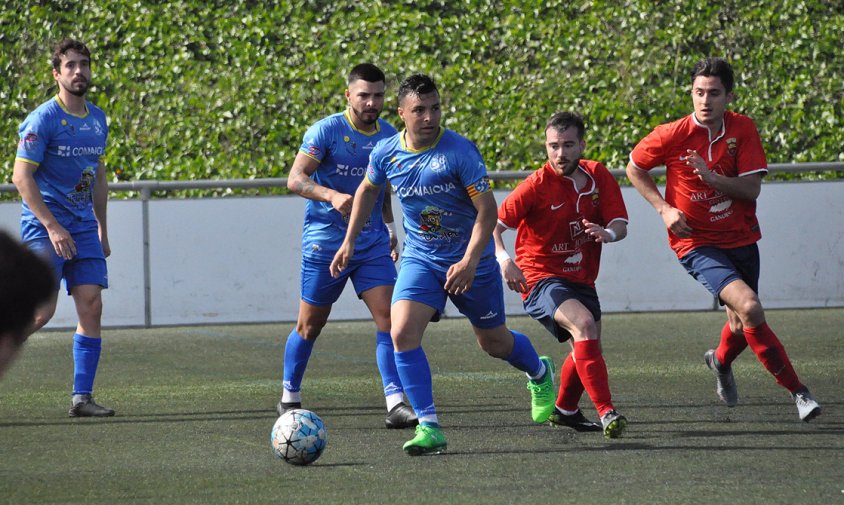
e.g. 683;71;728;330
625;57;821;422
494;112;629;438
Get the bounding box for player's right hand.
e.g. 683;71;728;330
47;224;76;259
499;259;528;293
660;207;693;238
330;192;354;216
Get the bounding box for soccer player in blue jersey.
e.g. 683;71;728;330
330;73;555;455
12;39;114;416
278;64;417;429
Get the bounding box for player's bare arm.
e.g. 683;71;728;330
681;149;763;201
11;159;76;259
93;160;110;257
492;222;528;293
626;161;693;238
287;152;354;215
329;179;382;277
381;184;399;262
445;191;496;295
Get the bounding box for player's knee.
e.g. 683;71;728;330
295;322;324;340
736;298;764;326
77;296;103;321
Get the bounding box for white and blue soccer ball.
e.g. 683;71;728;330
271;409;327;466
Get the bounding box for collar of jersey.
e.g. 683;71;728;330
54;95;89;118
400;127;444;153
690;112;726;142
343;109;381;136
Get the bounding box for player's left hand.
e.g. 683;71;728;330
329;242;355;278
100;234;111;258
445;259;476;295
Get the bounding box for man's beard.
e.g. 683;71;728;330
65;80;89;97
352;107;379;125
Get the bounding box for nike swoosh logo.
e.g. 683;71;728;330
551;203;565;210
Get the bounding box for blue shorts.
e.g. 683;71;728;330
523;277;601;342
301;254;396;306
679;244;760;304
27;229;108;295
392;256;506;329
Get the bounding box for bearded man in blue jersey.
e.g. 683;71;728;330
12;39;113;417
331;74;555;455
277;64;417;430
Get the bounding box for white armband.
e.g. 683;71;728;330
386;221;397;238
604;228;617;242
495;250;512;264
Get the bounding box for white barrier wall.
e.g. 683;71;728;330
1;180;842;328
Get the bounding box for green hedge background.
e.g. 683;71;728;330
2;0;842;192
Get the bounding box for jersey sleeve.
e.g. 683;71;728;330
629;125;667;171
594;163;629;224
299;121;329;163
365;142;387;187
498;176;535;229
15;112;50;166
736;117;767;176
459;141;491;199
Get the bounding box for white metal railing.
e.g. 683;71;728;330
1;162;842;327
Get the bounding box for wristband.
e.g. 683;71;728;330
604;228;617;242
386;221;397;237
495;250;512;263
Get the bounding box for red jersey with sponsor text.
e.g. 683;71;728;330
498;160;628;297
629;111;767;258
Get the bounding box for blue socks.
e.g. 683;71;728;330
283;330;314;393
394;347;436;420
504;330;544;377
375;331;404;397
72;333;102;396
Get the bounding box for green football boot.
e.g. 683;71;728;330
527;356;555;423
403;424;447;456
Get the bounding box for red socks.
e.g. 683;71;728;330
715;321;748;367
743;322;802;393
556;352;584;412
573;340;614;417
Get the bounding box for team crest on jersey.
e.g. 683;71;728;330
727;137;737;156
591;189;600;207
344;135;357;155
19;132;38;151
419;206;460;242
67;167;95;208
430;154;448;173
569;219;584;238
93;119;105;137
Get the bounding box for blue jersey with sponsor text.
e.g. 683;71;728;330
366;128;495;273
15;96;108;242
299;111;398;261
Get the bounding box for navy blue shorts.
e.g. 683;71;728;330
523;277;600;342
301;253;396;306
679;244;760;304
393;256;506;329
27;229;108;295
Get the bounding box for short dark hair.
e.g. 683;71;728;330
0;231;55;344
545;111;586;139
397;73;438;106
691;57;734;93
348;63;385;85
51;39;91;71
